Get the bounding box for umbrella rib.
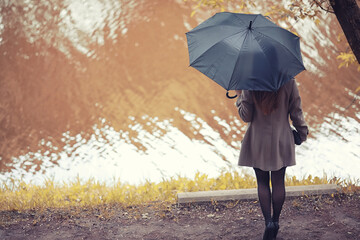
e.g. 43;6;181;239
227;30;252;90
227;15;260;90
255;26;299;38
190;29;248;67
191;29;249;90
253;30;304;67
253;35;278;87
252;14;260;25
254;31;305;89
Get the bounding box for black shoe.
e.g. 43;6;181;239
262;221;275;240
273;221;279;239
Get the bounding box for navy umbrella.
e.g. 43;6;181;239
186;12;305;98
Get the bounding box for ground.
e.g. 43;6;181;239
1;193;359;240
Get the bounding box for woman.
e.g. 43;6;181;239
235;79;308;240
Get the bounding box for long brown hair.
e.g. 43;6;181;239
252;90;280;115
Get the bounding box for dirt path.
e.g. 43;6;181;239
1;193;359;240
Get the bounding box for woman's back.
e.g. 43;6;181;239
236;79;308;171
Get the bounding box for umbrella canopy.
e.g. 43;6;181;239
186;12;305;96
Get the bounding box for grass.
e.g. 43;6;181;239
1;171;359;212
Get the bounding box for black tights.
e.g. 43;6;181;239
254;167;286;225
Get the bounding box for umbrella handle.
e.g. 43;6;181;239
226;91;237;99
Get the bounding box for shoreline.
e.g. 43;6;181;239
1;192;359;239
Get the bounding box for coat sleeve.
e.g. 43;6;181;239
289;80;309;142
236;90;254;123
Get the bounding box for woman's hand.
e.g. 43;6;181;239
235;90;242;96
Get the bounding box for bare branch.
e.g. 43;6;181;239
344;94;359;110
313;0;335;13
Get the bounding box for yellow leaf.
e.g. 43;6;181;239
355;86;360;93
338;62;346;69
190;10;197;17
337;33;343;42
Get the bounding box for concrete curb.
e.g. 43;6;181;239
177;184;340;204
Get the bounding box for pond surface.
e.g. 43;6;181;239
0;0;359;185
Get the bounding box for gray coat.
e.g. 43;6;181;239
236;79;308;171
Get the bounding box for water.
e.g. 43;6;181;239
0;0;359;185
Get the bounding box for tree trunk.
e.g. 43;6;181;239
330;0;360;63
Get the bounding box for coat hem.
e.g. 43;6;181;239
237;163;296;171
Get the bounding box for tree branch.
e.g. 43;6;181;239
313;0;335;13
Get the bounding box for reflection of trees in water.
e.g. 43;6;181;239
0;0;117;167
0;1;74;166
0;0;199;170
0;0;359;175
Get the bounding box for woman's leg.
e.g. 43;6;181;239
254;168;272;225
270;167;286;222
